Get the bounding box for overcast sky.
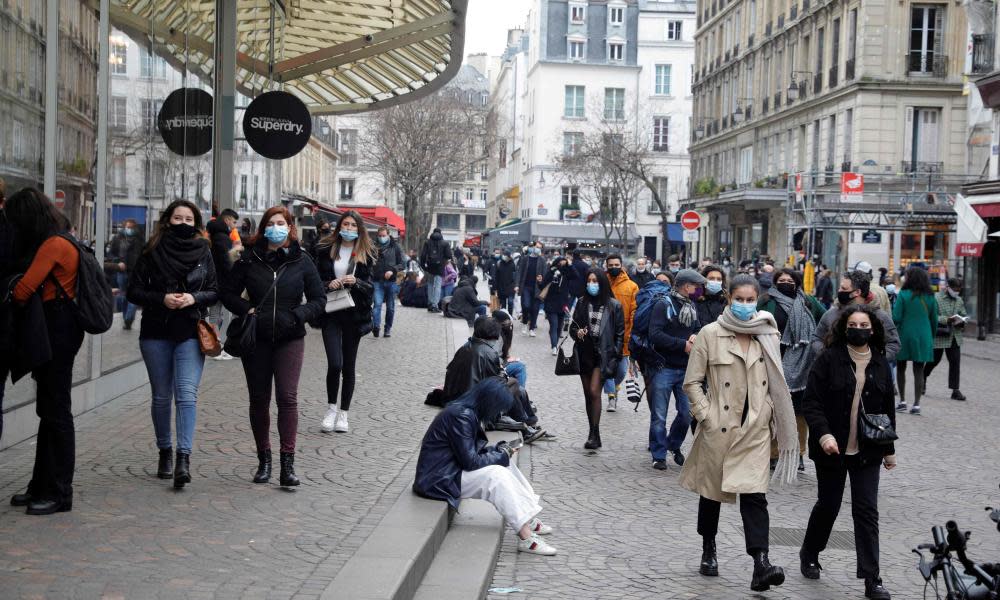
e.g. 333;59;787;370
464;0;532;57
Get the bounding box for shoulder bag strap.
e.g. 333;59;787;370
253;264;286;313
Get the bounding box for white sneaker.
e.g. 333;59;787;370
529;329;537;337
517;533;557;556
529;518;553;535
607;395;617;412
321;406;338;433
211;351;234;361
334;410;349;433
521;324;529;336
551;347;558;356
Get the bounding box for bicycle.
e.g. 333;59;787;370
912;498;1000;600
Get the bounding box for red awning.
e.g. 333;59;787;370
972;201;1000;218
337;204;406;236
463;235;482;247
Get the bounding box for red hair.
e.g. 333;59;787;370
252;206;298;246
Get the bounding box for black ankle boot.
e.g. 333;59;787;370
253;450;272;483
699;537;719;576
584;425;602;449
279;452;300;487
157;448;173;479
750;550;785;592
173;452;191;489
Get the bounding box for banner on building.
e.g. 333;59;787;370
840;172;864;203
157;88;214;157
243;91;312;160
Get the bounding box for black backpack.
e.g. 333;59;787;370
49;234;114;334
425;240;446;270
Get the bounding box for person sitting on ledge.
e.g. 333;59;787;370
413;378;557;556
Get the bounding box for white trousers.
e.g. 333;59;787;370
460;463;542;532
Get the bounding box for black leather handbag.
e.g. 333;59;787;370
554;328;580;376
224;267;284;358
857;401;899;446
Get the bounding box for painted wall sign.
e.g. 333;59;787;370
157;88;214;156
243;90;312;160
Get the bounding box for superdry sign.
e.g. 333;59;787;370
243;91;312;160
157;88;214;156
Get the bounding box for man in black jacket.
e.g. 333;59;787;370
446;277;489;326
372;226;405;338
104;218;144;330
420;228;450;313
515;241;547;336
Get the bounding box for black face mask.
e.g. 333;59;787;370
845;327;873;347
607;267;622;278
776;282;797;298
838;290;855;306
169;223;198;240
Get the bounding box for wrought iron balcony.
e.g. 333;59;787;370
907;53;948;77
901;161;943;174
845;58;855;80
972;34;994;75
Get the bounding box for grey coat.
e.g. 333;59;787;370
810;299;900;362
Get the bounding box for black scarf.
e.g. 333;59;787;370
151;231;207;289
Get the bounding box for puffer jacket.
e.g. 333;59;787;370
412;403;510;510
570;296;625;380
609;271;639;357
220;239;325;344
126;243;218;342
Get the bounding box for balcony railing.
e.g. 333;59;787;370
845;58;855;80
829;65;838;88
971;34;995;75
907;53;948;77
901;160;943;173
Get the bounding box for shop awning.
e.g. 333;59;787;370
99;0;468;115
338;204;406;236
665;222;684;243
969;197;1000;218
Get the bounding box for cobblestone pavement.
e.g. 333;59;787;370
0;304;455;599
489;321;1000;600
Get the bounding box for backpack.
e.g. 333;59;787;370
425;240;446;270
628;279;674;367
49;233;114;334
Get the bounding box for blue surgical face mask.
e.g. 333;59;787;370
123;227;134;236
705;280;723;294
586;282;600;296
378;235;390;244
340;229;359;242
730;301;757;321
264;224;289;244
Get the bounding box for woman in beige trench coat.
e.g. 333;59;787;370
679;275;800;592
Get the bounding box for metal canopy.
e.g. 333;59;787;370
96;0;467;115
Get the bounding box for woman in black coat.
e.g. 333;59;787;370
494;251;517;314
314;210;375;436
221;206;325;487
799;304;895;600
447;276;488;325
413;378;557;555
695;264;728;326
127;200;217;489
570;269;624;450
540;256;577;354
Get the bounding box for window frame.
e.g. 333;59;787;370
339;178;355;201
608;41;625;62
652;116;670;152
667;20;683;41
603;87;626;120
570;4;587;24
609;5;625;25
569;39;586;60
654;64;672;95
564;85;586;118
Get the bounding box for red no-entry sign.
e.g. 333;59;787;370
680;210;702;230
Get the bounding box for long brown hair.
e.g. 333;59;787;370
145;199;205;253
252;206;298;247
324;210;375;264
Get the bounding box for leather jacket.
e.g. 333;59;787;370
570;296;625;380
126;245;218;341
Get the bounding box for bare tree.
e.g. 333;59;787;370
359;92;497;250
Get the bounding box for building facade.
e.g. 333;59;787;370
687;0;969;272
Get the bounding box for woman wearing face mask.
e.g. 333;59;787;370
892;266;937;415
126;200;217;488
569;270;624;449
696;265;729;326
757;268;826;471
493;250;517;314
680;275;798;592
799;305;895;600
221;206;325;486
922;277;967;401
315;211;376;434
541;256;578;355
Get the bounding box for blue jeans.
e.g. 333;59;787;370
649;367;691;460
520;288;540;329
545;310;565;349
428;274;443;308
372;280;398;330
505;361;527;389
117;271;138;324
140;337;205;454
603;355;630;395
497;294;515;314
442;283;456;298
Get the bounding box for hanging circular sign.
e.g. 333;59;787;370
157;88;214;157
243;90;312;160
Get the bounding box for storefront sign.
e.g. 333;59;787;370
157;88;214;156
840;172;864;203
955;243;985;257
861;229;882;244
243;91;312;160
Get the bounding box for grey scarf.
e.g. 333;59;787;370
717;308;800;487
670;290;698;327
770;290;817;392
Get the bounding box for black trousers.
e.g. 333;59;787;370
924;339;961;391
802;455;881;580
28;302;84;502
697;493;769;555
322;316;362;411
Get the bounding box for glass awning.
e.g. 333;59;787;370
95;0;467;114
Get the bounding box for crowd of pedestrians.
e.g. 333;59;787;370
0;186;979;598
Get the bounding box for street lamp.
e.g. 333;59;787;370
694;118;708;139
731;98;753;125
786;71;812;101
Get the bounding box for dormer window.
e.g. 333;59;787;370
570;4;586;24
610;6;624;25
609;41;625;61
